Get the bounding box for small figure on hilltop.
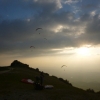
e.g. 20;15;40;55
34;71;44;90
35;76;40;84
40;71;44;86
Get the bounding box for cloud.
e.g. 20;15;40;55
77;14;100;45
29;0;62;14
0;0;100;57
62;0;80;4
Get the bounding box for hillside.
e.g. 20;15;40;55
0;60;100;100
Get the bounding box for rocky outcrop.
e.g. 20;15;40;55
10;60;29;68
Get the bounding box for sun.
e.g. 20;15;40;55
76;47;90;56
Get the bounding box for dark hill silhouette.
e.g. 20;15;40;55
10;60;29;68
0;60;100;100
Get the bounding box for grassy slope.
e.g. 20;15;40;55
0;67;100;100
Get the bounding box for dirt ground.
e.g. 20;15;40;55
0;89;100;100
0;68;100;100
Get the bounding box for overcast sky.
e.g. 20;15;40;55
0;0;100;57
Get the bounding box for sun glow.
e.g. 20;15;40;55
76;47;90;56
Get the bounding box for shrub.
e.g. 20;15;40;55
58;78;72;86
35;68;39;72
86;88;95;93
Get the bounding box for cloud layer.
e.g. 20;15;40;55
0;0;100;56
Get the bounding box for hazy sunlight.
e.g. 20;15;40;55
76;47;90;56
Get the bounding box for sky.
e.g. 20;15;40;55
0;0;100;91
